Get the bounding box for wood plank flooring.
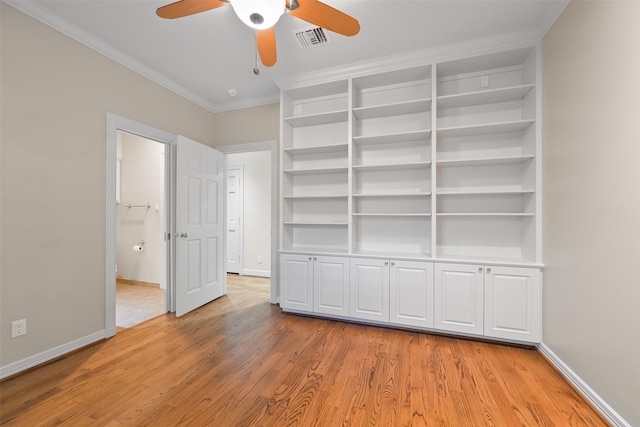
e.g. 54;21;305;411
1;274;608;426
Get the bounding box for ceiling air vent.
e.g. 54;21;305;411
294;27;332;49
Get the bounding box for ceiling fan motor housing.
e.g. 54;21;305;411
232;0;285;30
250;13;264;25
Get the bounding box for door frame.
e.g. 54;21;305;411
226;165;244;274
106;113;175;338
216;140;277;304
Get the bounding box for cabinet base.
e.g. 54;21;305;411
280;307;538;349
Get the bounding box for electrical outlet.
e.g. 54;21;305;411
257;256;263;264
480;75;490;88
11;319;26;338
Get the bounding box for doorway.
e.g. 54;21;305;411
106;114;229;337
115;131;166;329
106;114;175;338
106;117;277;338
218;141;278;304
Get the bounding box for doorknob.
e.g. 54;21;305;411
179;232;189;239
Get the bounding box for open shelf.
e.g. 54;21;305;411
353;98;431;119
353;161;431;171
353;191;431;197
283;246;349;255
436;214;536;263
436;213;534;217
284;143;348;155
284;194;348;199
437;84;534;109
437;120;534;138
354;215;432;258
437;187;535;195
284;221;348;226
436;188;535;196
436;154;534;167
284;166;349;175
282;221;349;254
352;249;431;259
434;254;540;267
284;110;349;127
353;129;431;145
354;213;431;217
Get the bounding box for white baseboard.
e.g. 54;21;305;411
538;343;631;427
0;330;105;380
241;269;271;278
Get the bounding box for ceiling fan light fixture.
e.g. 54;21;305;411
231;0;285;30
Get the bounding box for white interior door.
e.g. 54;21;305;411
226;166;243;274
175;136;225;317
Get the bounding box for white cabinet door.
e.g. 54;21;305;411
434;263;484;335
314;256;350;316
350;258;390;322
484;266;541;343
280;254;313;312
390;260;434;328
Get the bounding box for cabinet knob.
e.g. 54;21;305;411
309;257;312;261
390;261;395;266
478;267;483;273
486;267;492;273
385;261;389;266
314;257;317;261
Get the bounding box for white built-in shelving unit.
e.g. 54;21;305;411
278;45;542;344
281;80;350;254
435;47;539;264
351;65;433;258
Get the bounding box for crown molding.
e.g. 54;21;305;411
5;0;566;113
215;92;281;112
4;0;238;113
275;31;541;91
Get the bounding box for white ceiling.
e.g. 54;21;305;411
8;0;567;112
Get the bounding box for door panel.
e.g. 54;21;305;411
390;260;434;328
314;256;349;316
280;254;313;311
350;258;389;322
484;266;541;342
176;136;225;317
434;263;483;335
226;167;242;274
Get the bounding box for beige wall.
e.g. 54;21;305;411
227;151;272;276
212;104;280;279
212;104;279;147
0;4;216;366
542;1;640;425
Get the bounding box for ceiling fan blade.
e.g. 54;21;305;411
157;0;227;19
255;28;277;67
288;0;360;37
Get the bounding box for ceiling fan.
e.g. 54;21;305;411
156;0;360;67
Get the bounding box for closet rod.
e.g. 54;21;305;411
123;204;151;208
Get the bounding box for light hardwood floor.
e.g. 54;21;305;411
1;274;607;426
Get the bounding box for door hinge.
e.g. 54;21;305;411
165;232;171;241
